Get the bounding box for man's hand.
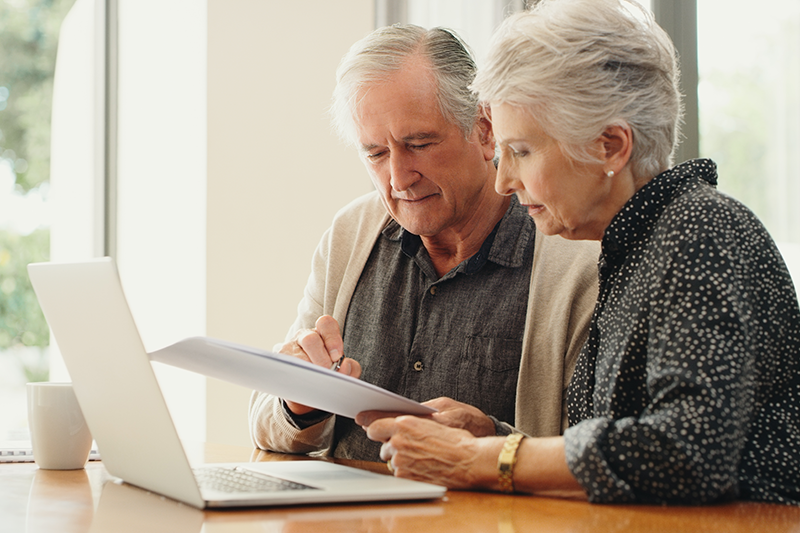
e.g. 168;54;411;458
424;397;496;437
276;315;361;415
356;397;495;437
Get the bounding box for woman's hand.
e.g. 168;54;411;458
355;397;496;437
364;415;587;497
363;415;500;489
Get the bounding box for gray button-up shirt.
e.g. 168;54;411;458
329;197;536;460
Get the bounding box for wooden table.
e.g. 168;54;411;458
2;443;799;533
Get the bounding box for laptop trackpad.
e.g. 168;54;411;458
243;461;385;484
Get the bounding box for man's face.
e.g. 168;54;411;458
353;58;496;238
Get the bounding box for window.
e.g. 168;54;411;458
402;0;520;66
697;0;800;241
0;0;78;442
697;0;800;284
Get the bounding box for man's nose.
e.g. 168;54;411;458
389;152;420;192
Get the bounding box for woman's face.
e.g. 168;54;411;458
491;103;619;241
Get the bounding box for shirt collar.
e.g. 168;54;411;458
383;195;534;274
601;158;718;261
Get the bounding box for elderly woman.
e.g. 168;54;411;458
359;0;800;505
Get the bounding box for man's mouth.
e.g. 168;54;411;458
396;193;436;203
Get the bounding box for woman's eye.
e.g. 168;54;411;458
502;145;528;159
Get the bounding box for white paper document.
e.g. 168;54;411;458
149;337;436;419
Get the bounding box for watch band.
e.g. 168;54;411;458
497;432;525;493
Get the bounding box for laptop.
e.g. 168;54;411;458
88;477;444;533
27;257;446;509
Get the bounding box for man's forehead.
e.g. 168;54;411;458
350;60;449;139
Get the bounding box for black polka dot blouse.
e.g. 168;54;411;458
564;159;800;505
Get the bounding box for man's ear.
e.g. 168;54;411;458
599;122;633;171
475;114;496;161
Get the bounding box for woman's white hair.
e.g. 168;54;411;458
331;24;479;145
472;0;683;179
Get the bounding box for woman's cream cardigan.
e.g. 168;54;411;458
249;192;599;455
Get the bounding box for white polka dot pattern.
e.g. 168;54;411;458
564;159;800;505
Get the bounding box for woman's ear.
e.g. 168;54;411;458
599;122;633;171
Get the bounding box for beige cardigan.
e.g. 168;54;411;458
249;192;600;454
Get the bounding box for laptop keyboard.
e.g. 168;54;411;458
0;444;101;463
194;466;318;493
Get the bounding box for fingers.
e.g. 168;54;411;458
362;416;399;442
274;339;309;360
309;316;360;378
422;397;457;410
339;357;362;378
315;315;344;362
363;416;481;488
355;409;406;427
380;440;397;464
276;334;328;415
296;330;335;367
424;397;495;437
278;315;354;415
291;315;344;368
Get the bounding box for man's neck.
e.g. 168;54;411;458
421;193;511;278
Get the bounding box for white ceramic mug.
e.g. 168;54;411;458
26;382;93;470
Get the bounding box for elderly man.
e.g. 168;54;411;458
248;24;599;461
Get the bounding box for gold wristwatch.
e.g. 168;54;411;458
497;432;525;493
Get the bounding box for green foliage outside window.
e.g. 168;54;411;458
0;0;76;358
1;0;75;193
0;229;50;348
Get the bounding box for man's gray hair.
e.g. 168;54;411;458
331;24;479;145
472;0;682;179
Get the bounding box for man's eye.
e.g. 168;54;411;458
366;151;387;161
408;143;431;150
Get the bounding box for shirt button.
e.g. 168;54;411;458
413;361;424;371
430;286;437;295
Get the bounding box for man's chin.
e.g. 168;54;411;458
400;223;443;237
393;204;447;235
395;216;447;237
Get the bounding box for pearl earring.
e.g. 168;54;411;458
606;170;615;178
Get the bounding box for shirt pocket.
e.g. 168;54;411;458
456;336;522;423
461;335;523;372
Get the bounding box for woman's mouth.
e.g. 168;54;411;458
522;204;545;215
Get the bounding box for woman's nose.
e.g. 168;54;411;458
495;158;517;196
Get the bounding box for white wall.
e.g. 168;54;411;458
113;0;373;446
205;0;373;445
116;0;209;444
49;0;103;382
